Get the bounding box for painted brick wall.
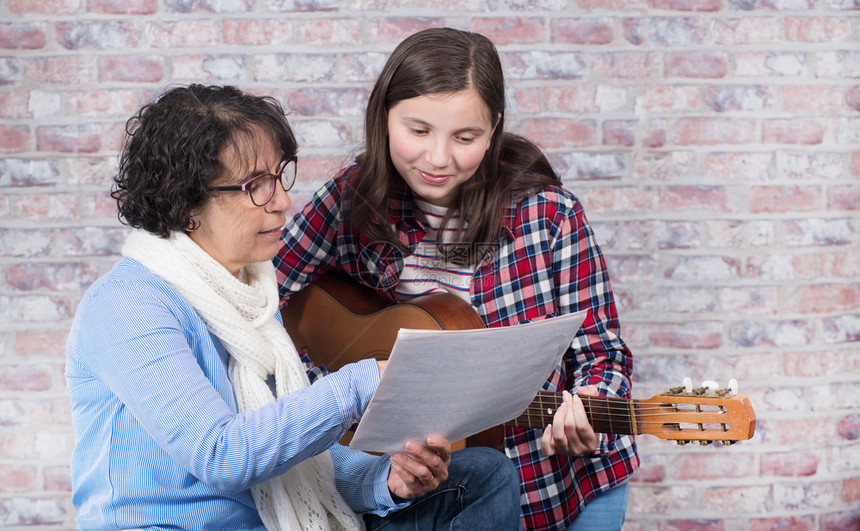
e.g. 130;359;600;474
1;0;858;529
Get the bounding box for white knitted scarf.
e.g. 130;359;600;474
122;229;362;531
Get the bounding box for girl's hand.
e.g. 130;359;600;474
387;436;451;500
539;386;599;456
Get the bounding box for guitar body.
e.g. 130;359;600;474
281;274;498;450
281;274;486;370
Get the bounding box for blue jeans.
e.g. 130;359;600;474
364;447;522;531
564;481;629;531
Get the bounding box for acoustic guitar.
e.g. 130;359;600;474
281;274;756;451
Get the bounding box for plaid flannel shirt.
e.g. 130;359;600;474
274;167;639;531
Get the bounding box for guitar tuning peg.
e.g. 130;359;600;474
722;440;737;446
702;380;719;392
683;377;692;393
729;379;738;395
698;440;712;446
676;440;689;446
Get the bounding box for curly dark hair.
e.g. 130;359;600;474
112;84;297;238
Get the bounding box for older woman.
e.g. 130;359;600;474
65;84;520;530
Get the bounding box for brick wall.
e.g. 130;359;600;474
1;0;858;529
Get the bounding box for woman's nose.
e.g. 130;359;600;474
267;180;291;213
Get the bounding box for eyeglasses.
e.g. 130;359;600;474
209;157;297;207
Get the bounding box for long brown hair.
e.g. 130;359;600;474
348;28;560;263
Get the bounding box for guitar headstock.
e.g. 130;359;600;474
638;378;756;446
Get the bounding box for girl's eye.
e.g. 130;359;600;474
457;136;476;143
410;128;428;135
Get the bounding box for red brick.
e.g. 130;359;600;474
0;22;47;49
762;450;820;476
748;185;821;213
784;351;845;378
649;17;708;46
787;284;860;314
579;0;644;8
1;158;62;187
745;254;820;281
673;453;757;480
702;485;770;513
8;0;80;14
647;0;720;9
0;365;53;392
638;85;700;111
68;89;139;117
148;20;221;48
748;516;815;531
776;417;834;445
622;18;646;44
25;56;94;84
786;17;852;42
0;497;69;524
673;118;756;145
735;52;808;77
848;86;860;112
519;118;598;148
658;186;729;211
704;85;774;112
783;218;855;247
15;331;69;358
0;125;30;153
823;315;860;343
0;90;31;118
504;51;588;80
56;20;142;50
470;17;544;45
647;322;723;349
223;19;294;46
295;18;361;44
43;466;72;492
8;193;79;220
171;54;246;82
6;262;98;292
718;286;779;315
368;17;445;43
542;86;598;113
821;510;860;531
713;17;782;44
99;55;164;82
666;52;728;78
165;0;253;12
763;118;826;144
821;248;860;277
593;52;658;78
551;18;614;45
0;465;38;493
58;227;127;257
729;320;816;348
843;477;860;502
255;53;338;83
88;0;158;14
603;120;635;146
781;85;844;112
36;124;101;153
837;414;860;441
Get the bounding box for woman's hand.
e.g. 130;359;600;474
540;386;599;456
387;436;451;500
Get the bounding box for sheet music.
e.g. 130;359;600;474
348;310;588;454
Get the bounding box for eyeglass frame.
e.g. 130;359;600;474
208;156;298;207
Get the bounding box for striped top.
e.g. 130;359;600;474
395;199;476;303
65;258;403;530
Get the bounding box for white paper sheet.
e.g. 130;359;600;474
348;310;588;454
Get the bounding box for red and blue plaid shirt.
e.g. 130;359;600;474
274;167;639;531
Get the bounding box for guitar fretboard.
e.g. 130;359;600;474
505;391;639;435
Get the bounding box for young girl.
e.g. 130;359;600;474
275;28;639;531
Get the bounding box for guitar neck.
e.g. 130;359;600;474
506;391;639;435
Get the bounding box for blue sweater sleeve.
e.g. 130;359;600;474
67;263;393;513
